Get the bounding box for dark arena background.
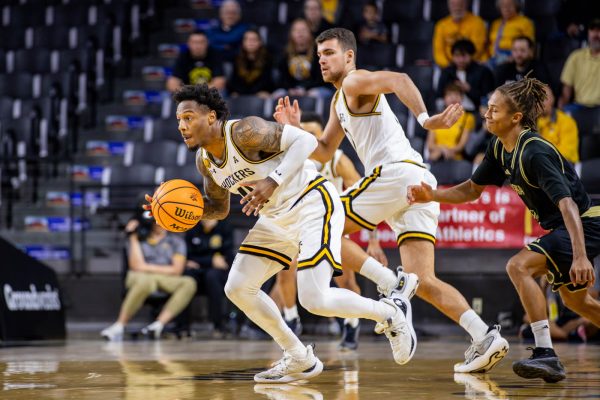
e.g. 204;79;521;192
0;0;599;398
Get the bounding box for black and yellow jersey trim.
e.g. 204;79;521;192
582;205;600;218
340;166;382;231
297;183;343;276
204;122;229;168
290;176;326;209
229;120;284;164
397;231;436;246
239;244;292;268
527;242;588;293
519;137;565;188
341;90;382;117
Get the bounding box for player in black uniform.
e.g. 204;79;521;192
407;76;600;383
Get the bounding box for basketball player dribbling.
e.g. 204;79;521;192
274;27;509;373
146;83;417;383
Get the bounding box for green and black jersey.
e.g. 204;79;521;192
471;130;592;230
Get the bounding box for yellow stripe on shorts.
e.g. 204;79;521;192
239;244;292;268
396;231;436;246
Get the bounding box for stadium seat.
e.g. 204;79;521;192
145;118;181;142
0;27;26;50
396;20;434;44
382;0;423;24
357;43;397;70
580;158;600;194
161;165;203;185
523;0;561;18
429;0;449;21
13;49;55;74
579;136;600;161
227;96;267;119
51;4;91;26
265;24;289;57
0;73;38;99
533;17;559;42
104;164;158;209
32;26;74;50
4;4;47;27
401;42;434;66
0;50;5;74
542;37;580;62
572;107;600;136
476;0;500;22
127;141;183;167
429;160;473;185
404;65;434;94
282;0;305;23
335;0;369;29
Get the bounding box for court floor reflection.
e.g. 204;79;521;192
0;339;598;399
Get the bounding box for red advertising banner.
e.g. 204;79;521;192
349;186;547;249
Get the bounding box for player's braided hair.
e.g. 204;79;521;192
496;74;547;131
172;83;229;122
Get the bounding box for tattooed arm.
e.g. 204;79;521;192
232;116;317;215
195;151;230;220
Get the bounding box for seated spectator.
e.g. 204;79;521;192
559;19;600;111
537;85;579;164
303;0;334;37
273;18;329;99
494;36;552;88
227;29;274;98
558;0;600;43
436;39;495;111
166;31;226;93
427;83;475;161
433;0;487;68
206;0;249;62
355;1;388;45
488;0;535;66
101;211;196;341
184;219;234;337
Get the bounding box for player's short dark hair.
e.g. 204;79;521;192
300;111;323;126
451;39;476;55
496;73;547;130
172;83;229;122
316;28;357;54
512;35;534;49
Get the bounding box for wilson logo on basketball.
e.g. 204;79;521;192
175;207;201;221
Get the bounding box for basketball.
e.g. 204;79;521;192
151;179;204;232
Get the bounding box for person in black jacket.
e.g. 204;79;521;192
227;29;274;98
494;36;552;90
436;39;494;112
184;219;234;335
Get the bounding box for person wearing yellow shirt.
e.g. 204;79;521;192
427;83;475;161
433;0;488;68
488;0;535;66
538;86;580;164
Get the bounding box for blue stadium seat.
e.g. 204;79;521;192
227;96;267;119
357;43;397;70
128;141;183;167
382;0;423;24
580;158;600;194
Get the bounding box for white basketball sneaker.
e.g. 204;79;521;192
379;294;417;365
254;344;323;383
100;323;124;341
454;325;509;373
378;267;419;299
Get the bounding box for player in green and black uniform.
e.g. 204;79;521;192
407;76;600;383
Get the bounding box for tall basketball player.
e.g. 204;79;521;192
274;28;509;373
147;83;417;383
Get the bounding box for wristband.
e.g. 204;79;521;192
417;112;430;127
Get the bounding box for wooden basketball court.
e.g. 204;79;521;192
0;337;598;399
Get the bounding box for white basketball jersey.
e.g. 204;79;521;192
318;149;344;193
334;89;423;172
200;120;318;216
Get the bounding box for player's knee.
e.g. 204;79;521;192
297;289;326;316
224;277;243;303
505;256;527;278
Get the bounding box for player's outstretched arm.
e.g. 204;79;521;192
343;70;463;130
195;152;230;220
274;96;346;164
407;180;485;205
233;116;317;216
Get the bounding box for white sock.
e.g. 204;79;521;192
283;305;299;321
287;344;307;359
344;318;359;328
112;322;124;331
531;319;553;349
459;310;489;342
147;321;164;331
359;257;397;290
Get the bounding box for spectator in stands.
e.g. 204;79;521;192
184;219;234;337
538;85;579;164
558;0;600;43
100;211;196;341
166;31;226;93
227;29;274;98
427;83;475;161
433;0;487;68
355;1;388;45
273;18;328;99
488;0;535;66
559;19;600;112
494;36;552;88
206;0;249;62
303;0;334;37
436;39;495;111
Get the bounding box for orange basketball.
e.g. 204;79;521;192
151;179;204;232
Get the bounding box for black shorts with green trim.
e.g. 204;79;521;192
527;216;600;292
